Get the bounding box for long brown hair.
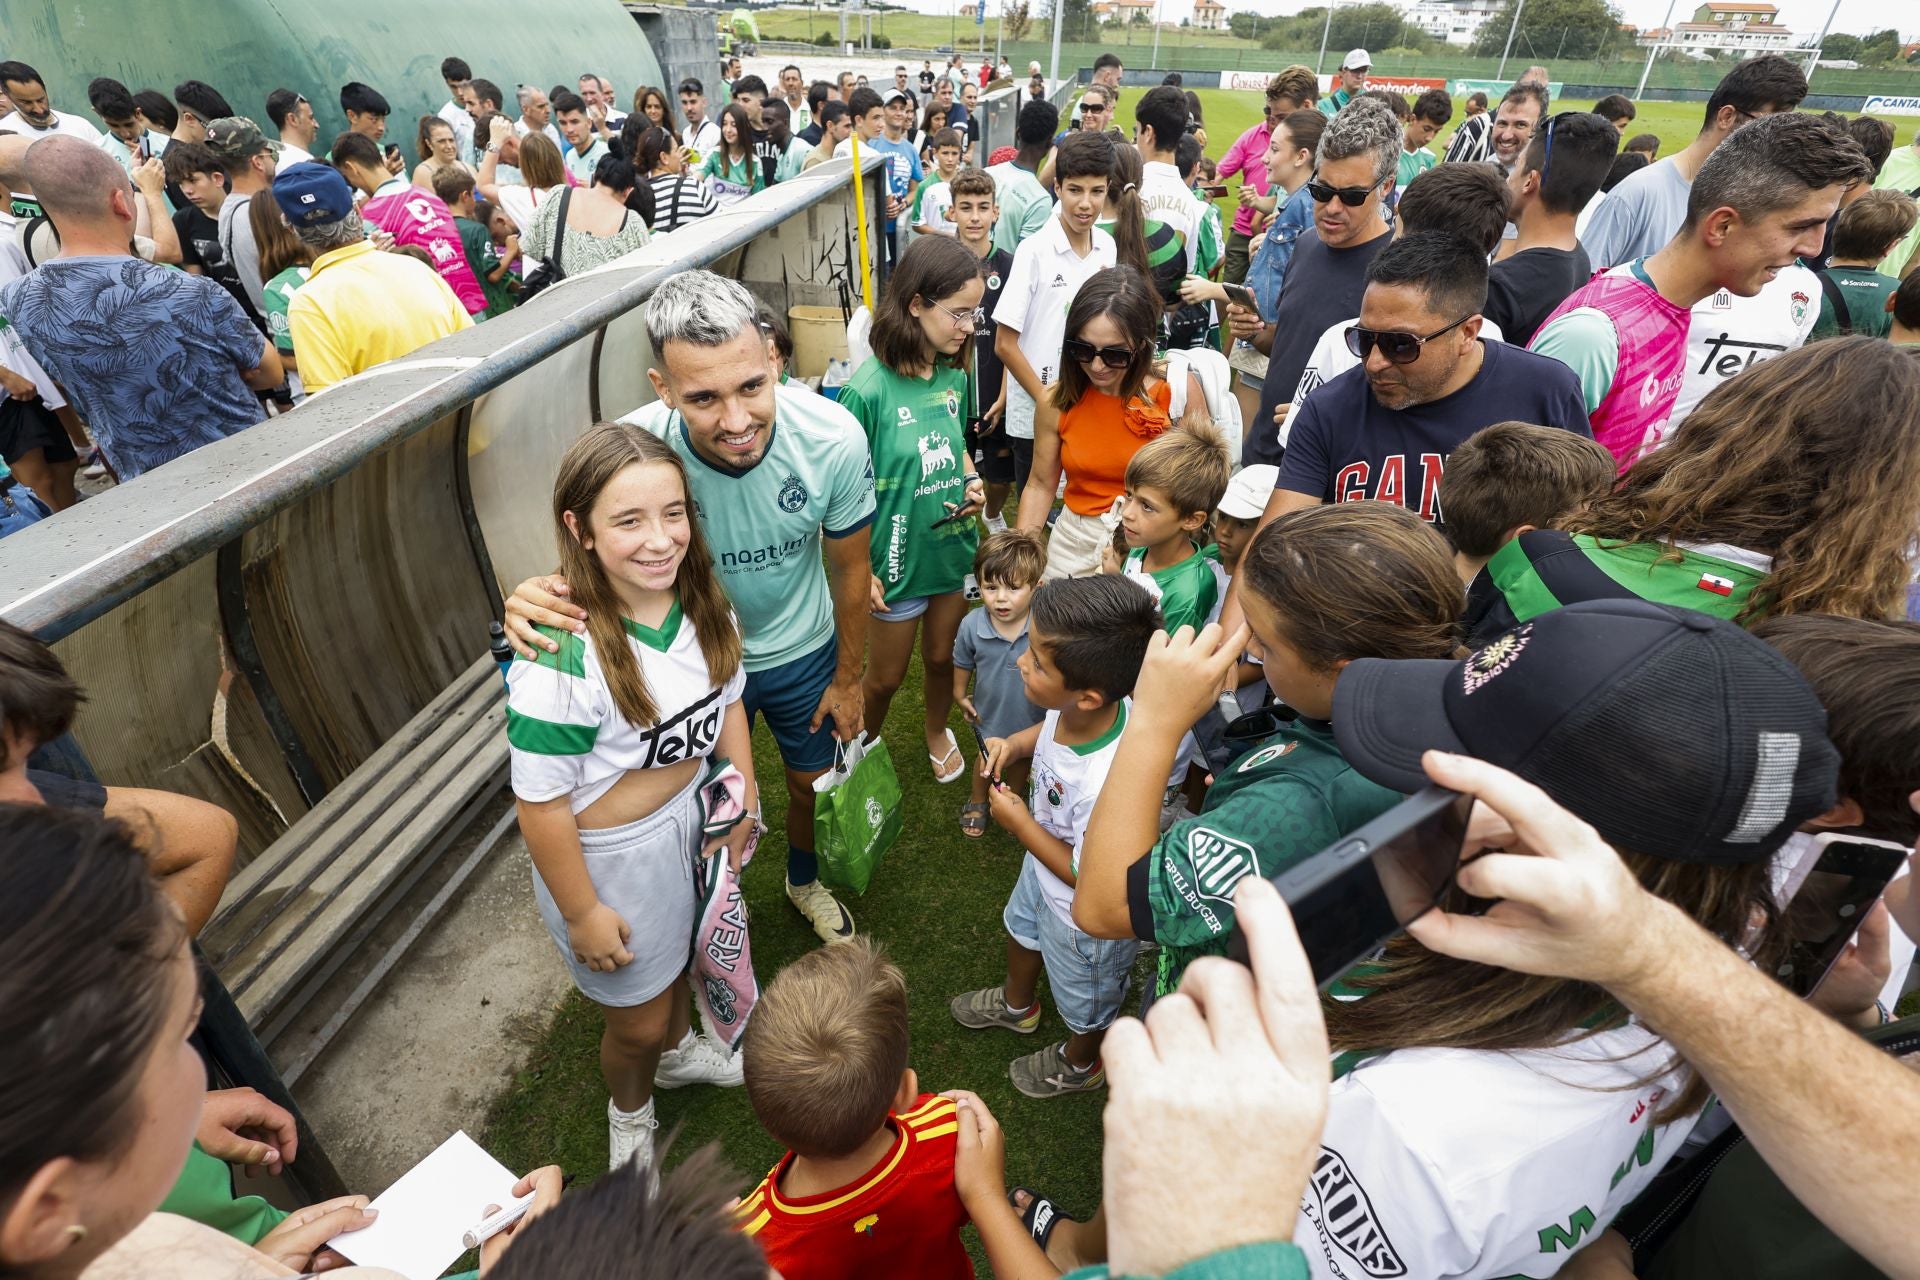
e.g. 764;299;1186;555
869;233;981;375
717;103;753;164
249;188;313;280
1326;852;1782;1122
518;131;566;188
1238;503;1465;670
1051;266;1162;412
633;84;675;133
551;423;741;726
1104;141;1155;282
1569;337;1920;623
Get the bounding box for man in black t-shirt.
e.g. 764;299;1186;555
1274;232;1590;520
952;167;1017;527
1231;98;1400;466
1486;111;1616;344
164;140;259;329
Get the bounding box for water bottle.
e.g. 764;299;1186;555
489;621;513;687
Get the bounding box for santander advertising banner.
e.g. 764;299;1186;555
1220;71;1449;96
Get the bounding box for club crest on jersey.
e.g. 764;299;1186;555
986;272;1002;291
1237;740;1297;772
1046;781;1063;806
1308;1148;1408;1278
777;474;808;513
944;388;961;419
1187;827;1258;904
1462;625;1531;695
1790;290;1810;325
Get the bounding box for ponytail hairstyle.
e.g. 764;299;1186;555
870;233;983;375
416;113;453;162
1050;266;1162;413
1104;141;1155;282
1237;503;1466;672
551;423;742;726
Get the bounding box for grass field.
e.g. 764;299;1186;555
482;650;1117;1267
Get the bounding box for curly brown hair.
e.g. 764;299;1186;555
1568;337;1920;623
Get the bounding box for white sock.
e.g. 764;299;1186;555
612;1098;655;1122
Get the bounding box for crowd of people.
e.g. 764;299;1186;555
3;34;1920;1280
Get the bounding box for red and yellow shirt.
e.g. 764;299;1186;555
736;1093;973;1280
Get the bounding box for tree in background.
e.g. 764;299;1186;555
1469;0;1629;60
1259;3;1430;52
1227;10;1262;40
1004;0;1032;40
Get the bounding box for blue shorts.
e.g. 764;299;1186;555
1003;857;1139;1034
742;637;840;774
871;594;931;623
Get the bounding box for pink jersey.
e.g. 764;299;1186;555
1216;121;1272;237
1535;265;1689;473
361;182;488;315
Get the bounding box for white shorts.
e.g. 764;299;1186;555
531;773;701;1008
1044;508;1115;581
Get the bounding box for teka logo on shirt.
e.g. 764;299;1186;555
1308;1148;1408;1278
1187;827;1257;904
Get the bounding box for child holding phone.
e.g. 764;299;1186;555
1074;502;1467;998
838;234;986;783
507;423;758;1174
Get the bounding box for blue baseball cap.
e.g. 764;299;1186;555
272;161;355;226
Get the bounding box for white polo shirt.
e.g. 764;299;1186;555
1139;158;1202;275
991;210;1117;440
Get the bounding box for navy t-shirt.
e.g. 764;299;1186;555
1275;339;1591;521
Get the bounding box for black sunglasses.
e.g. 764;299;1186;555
1343;313;1472;365
1305;174;1385;206
1064;337;1137;368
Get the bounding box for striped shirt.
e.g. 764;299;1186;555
648;172;719;233
735;1094;972;1280
505;599;745;813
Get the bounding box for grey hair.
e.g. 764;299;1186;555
516;83;534;110
644;271;759;350
294;208;368;252
1318;97;1403;188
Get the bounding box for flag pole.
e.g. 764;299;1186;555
849;134;874;315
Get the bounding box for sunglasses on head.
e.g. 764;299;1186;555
1306;174;1385;206
1064;337;1137;368
1343;313;1472;365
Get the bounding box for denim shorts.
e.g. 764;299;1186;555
1002;856;1139;1034
871;593;932;623
742;636;839;773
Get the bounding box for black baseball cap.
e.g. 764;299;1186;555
1333;600;1839;865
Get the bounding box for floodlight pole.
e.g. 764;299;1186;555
1496;0;1528;79
1049;0;1065;83
1635;0;1679;97
1803;0;1843;86
1317;3;1336;73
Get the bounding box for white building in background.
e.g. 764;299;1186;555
1192;0;1226;30
1406;0;1505;47
1637;1;1796;53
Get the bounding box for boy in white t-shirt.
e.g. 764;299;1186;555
991;130;1117;491
949;576;1166;1099
910;127;965;237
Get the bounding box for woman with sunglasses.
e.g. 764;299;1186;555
837;234;987;783
1013;268;1211;580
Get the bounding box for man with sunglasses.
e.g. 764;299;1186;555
1231;98;1399;467
1532;112;1870;472
1269;232;1588;520
1215;66;1317;286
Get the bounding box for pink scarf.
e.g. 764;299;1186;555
691;759;759;1047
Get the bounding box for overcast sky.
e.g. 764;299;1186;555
889;0;1915;42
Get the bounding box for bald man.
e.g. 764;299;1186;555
0;136;280;480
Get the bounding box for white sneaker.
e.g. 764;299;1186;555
786;877;856;944
963;572;981;602
655;1029;744;1088
608;1097;658;1172
984;513;1007;534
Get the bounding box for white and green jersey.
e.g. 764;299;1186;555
620;385;876;671
1123;542;1226;634
911;178;957;235
1025;702;1132;926
1296;1022;1695;1280
506;598;746;812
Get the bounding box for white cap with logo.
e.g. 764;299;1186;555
1343;47;1372;70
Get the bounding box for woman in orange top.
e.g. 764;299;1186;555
1015;266;1210;579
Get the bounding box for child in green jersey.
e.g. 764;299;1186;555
839;234;988;783
1078;502;1468;999
1118;428;1233;634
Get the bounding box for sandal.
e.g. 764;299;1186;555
1009;1187;1062;1251
960;801;989;838
929;727;965;784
